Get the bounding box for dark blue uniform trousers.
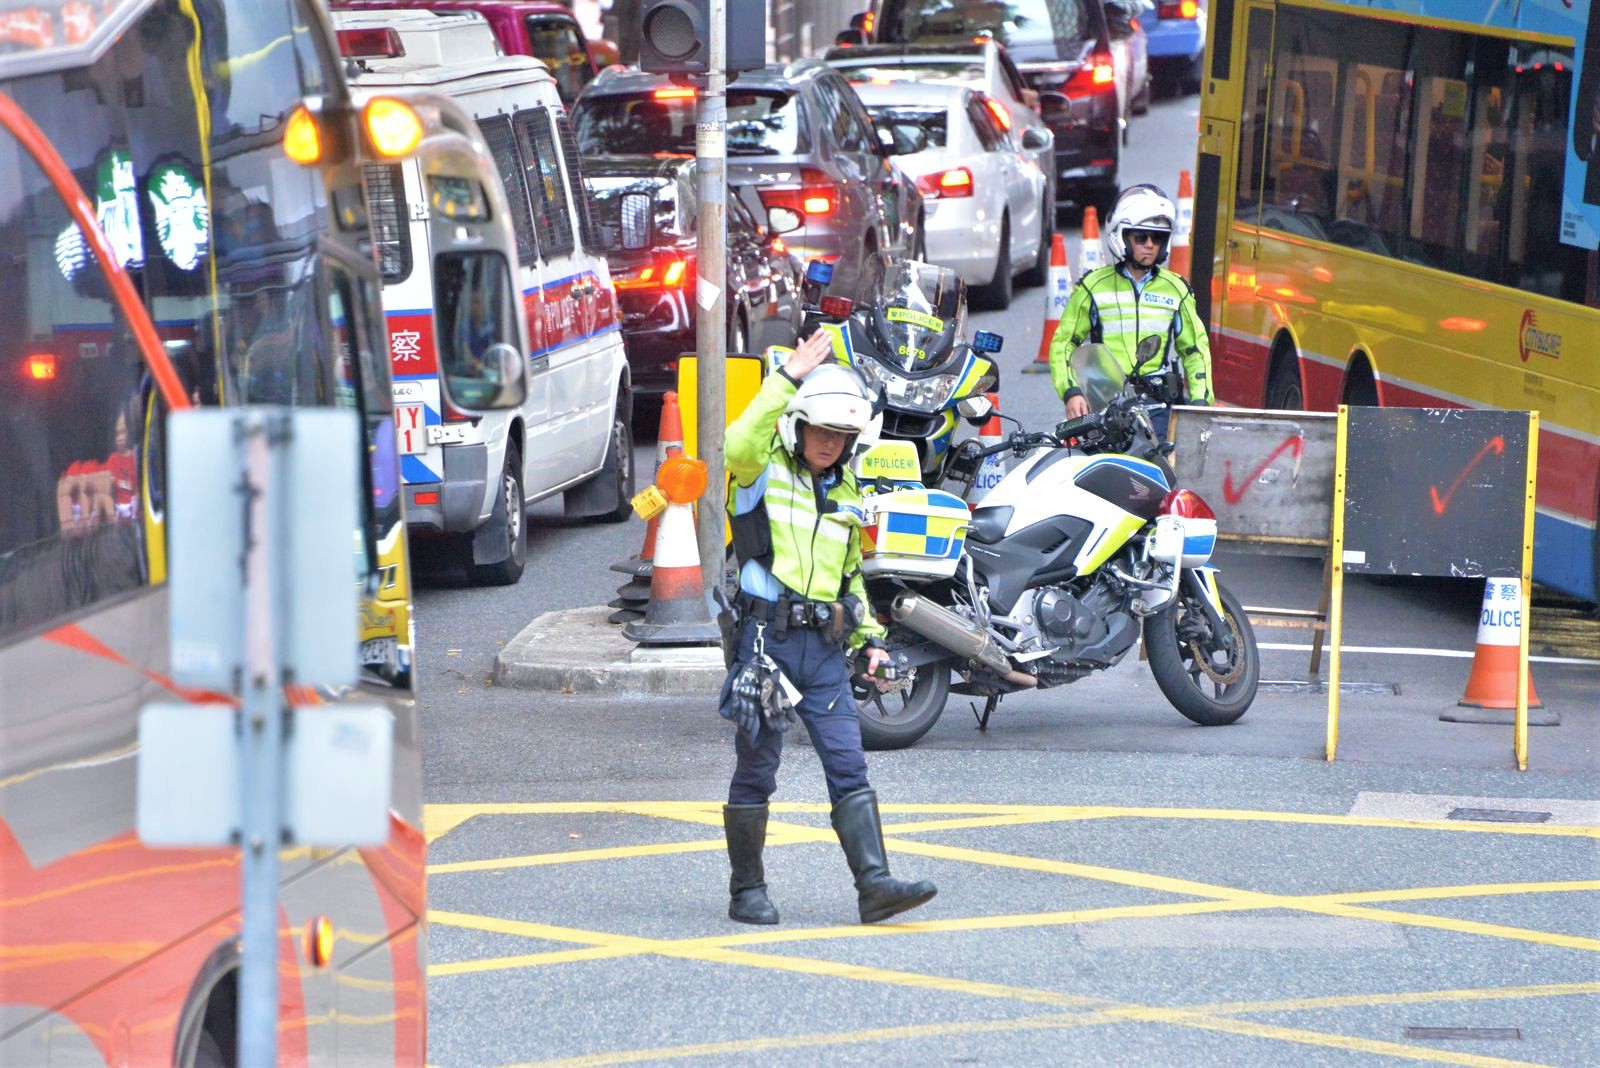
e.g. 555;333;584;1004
724;618;871;806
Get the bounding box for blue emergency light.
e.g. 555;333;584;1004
805;259;834;286
972;330;1003;353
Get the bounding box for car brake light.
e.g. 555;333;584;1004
1159;489;1215;520
915;166;973;199
1065;53;1117;94
982;96;1012;131
615;253;693;290
653;87;697;101
1158;1;1199;17
26;352;56;380
757;167;840;218
337;27;405;58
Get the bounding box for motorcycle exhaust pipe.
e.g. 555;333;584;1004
891;591;1037;689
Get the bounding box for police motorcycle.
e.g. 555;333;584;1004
781;255;1002;483
847;338;1261;749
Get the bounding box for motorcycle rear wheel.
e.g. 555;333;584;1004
856;664;951;750
1145;579;1259;725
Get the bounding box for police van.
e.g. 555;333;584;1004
336;9;634;585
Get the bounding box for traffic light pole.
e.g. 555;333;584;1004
694;0;727;593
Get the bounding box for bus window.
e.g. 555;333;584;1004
1265;18;1339;235
1503;48;1586;302
1408;30;1473;272
0;139;148;642
1235;10;1275;222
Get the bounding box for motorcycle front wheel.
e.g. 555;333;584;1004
856;663;951;750
1145;578;1259;725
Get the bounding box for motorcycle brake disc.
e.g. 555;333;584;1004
1184;604;1246;687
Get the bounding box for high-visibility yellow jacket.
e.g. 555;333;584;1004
1048;263;1214;405
725;371;886;652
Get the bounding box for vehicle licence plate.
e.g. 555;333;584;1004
396;403;426;455
361;637;398;667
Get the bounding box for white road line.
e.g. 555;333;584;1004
1258;642;1598;667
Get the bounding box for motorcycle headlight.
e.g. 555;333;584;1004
884;371;960;413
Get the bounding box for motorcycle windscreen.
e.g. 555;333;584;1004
869;256;968;373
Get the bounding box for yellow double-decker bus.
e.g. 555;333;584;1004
1191;0;1599;603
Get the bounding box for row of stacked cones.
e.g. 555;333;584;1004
611;391;722;646
608;391;685;624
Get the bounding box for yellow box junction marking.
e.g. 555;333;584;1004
425;802;1599;1065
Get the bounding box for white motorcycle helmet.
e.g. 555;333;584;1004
1103;184;1177;266
777;363;874;461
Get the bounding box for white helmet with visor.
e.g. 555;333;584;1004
777;363;874;460
1103;184;1177;265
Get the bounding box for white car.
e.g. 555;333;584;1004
824;40;1055;217
856;81;1049;311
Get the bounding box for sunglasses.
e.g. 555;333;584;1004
1126;229;1168;245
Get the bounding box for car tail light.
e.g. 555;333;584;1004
441;399;470;424
26;352;57;380
1158;1;1199;18
756;167;840;218
915;167;973;199
1065;53;1117;95
614;253;693;290
337;27;404;58
653;87;697;101
1159;489;1215;520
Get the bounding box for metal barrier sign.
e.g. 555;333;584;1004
1329;407;1539;769
1169;406;1339;673
1169;406;1337;547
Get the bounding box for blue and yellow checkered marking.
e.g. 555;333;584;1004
865;490;971;561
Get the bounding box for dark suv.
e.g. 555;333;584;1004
854;0;1124;214
583;155;804;399
572;60;925;304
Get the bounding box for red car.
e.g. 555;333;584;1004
329;0;616;104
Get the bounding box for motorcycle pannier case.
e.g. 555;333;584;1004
861;488;972;579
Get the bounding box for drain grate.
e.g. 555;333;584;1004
1258;680;1400;696
1447;807;1552;823
1404;1027;1522;1041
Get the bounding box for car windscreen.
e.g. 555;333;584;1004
573;91;806;157
879;0;1087;49
865;105;948;150
584;174;695;251
836;61;984;87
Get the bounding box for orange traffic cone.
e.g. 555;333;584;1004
623;456;721;645
1078;206;1102;277
1441;577;1557;725
1026;232;1073;374
1168;169;1194;277
609;393;686;623
966;392;1007;504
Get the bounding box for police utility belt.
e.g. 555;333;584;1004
736;592;860;641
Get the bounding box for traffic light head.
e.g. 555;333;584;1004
638;0;766;75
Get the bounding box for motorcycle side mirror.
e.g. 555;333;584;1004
956;394;993;421
1135;335;1163;364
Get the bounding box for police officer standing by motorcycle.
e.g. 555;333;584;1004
1048;185;1213;434
717;329;938;927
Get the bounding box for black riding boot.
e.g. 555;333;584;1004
723;803;779;925
831;788;937;924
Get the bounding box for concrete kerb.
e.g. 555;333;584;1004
493;605;725;695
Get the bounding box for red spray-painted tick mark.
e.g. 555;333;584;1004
1430;436;1505;514
1223;435;1304;504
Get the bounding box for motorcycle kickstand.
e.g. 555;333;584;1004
970;694;999;732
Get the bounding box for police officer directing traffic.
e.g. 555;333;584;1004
718;329;937;927
1048;184;1213;432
